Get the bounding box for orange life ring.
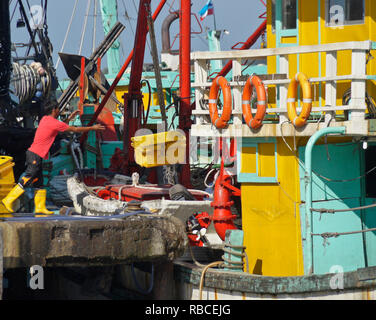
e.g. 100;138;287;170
287;72;312;127
208;76;232;129
242;75;266;129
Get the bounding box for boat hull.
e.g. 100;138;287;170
173;261;376;300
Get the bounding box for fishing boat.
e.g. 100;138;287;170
172;0;376;300
1;0;376;301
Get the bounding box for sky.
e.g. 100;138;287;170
9;0;266;79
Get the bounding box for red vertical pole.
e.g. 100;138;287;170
78;57;86;114
178;0;191;187
124;0;151;166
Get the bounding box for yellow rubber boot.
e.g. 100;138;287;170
2;184;24;213
34;189;54;215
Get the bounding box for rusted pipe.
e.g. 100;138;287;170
161;11;179;52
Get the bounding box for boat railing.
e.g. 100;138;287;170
191;40;375;137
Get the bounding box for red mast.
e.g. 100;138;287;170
178;0;192;186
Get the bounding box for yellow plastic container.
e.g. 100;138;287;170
0;156;16;184
131;131;186;168
0;156;16;214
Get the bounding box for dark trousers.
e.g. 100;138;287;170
19;150;43;188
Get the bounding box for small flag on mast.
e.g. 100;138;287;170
199;0;214;21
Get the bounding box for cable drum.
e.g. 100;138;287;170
10;62;51;104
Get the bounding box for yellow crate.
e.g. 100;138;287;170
0;156;16;184
0;156;17;214
131;131;186;168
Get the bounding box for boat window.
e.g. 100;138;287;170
326;0;364;26
282;0;296;30
346;0;364;21
237;139;278;183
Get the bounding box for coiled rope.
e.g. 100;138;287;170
10;62;51;104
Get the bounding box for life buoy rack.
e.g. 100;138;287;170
209;76;232;129
287;72;312;127
242;75;266;129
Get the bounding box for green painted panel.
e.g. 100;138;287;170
363;198;376;267
299;143;362;202
100;141;123;169
299;142;366;274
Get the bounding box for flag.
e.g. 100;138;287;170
199;0;214;21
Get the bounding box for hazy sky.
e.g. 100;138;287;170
10;0;266;79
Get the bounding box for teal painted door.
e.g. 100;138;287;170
299;142;366;274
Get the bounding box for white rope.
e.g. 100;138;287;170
92;0;97;54
55;0;79;69
204;169;219;189
79;0;92;55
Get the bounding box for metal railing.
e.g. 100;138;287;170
191;41;374;137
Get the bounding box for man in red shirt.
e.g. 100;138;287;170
2;102;105;215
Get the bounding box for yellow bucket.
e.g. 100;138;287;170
131;131;186;168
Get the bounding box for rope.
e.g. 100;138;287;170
314;165;376;183
92;0;97;53
199;261;224;300
222;243;249;273
79;0;92;55
191;240;249;300
11;62;50;104
203;168;219;188
131;262;154;295
55;0;79;69
311;202;376;213
312;227;376;240
280;120;297;152
279;131;376;184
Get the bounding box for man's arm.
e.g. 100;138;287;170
66;124;105;133
64;110;80;124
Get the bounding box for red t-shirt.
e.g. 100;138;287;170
28;115;70;159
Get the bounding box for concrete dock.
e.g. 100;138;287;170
0;213;188;299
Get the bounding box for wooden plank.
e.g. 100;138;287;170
191;75;369;89
190;121;375;138
192;105;361;116
191;41;372;60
